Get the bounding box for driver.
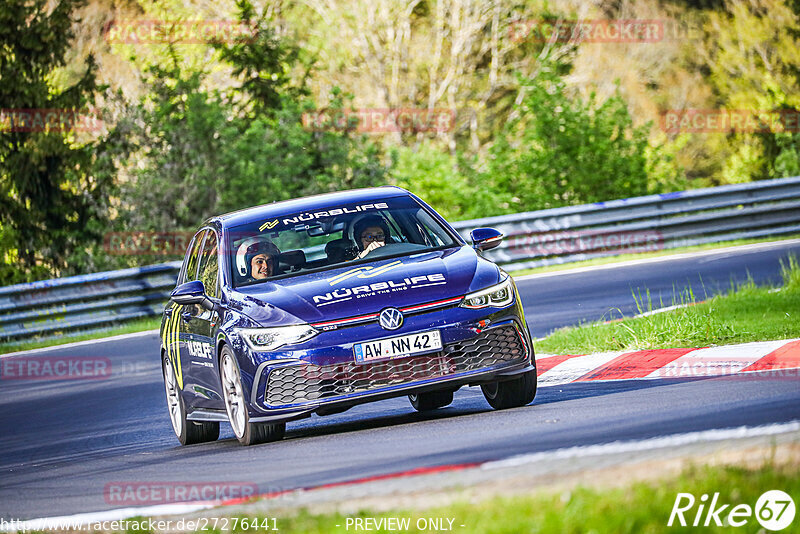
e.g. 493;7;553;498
353;216;390;260
236;237;281;281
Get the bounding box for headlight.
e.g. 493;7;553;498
236;324;319;351
460;277;514;309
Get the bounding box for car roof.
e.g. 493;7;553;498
208;186;412;228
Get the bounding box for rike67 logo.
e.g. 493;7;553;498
669;490;795;531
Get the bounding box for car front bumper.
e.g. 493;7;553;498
245;299;534;422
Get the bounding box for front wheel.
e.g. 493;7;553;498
220;346;285;446
162;354;219;445
481;369;537;410
408;390;454;411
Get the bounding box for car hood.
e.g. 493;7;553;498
229;246;501;326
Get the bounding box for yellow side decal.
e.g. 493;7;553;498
162;306;184;390
171;305;183;389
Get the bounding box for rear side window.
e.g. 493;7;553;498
182;230;206;284
197;231;220;299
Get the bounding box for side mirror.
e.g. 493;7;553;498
470;227;504;251
170;280;213;310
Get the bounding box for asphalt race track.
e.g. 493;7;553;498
2;241;799;521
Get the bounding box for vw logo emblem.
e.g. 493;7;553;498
379;308;404;330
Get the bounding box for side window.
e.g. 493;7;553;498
177;233;198;285
381;212;407;244
197;231;220;299
184;230;206;283
415;209;449;246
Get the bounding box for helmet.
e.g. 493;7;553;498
235;237;280;278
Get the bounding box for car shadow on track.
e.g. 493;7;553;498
152;377;742;450
283;403;491;441
533;376;716;405
221;378;721;444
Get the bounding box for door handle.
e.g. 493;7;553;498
181;311;194;322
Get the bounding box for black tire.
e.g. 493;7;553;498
162;354;219;445
239;420;286;446
219;346;285;446
481;369;537;410
408;390;454;411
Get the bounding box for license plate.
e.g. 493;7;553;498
353;330;442;364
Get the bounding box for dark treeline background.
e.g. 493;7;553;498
2;0;798;284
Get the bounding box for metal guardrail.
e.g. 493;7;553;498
2;176;799;342
0;262;181;342
452;175;800;271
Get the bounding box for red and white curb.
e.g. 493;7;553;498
6;339;800;532
536;339;800;385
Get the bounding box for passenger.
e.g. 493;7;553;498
235;237;281;281
353;216;391;260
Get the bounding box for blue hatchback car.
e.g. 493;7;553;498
160;187;536;445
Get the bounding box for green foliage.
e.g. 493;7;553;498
645;134;690;193
105;12;389;237
11;0;800;284
701;0;800;182
537;255;800;355
482;61;657;213
390;142;474;221
770;132;800;179
117;62;232;232
213;0;307;115
0;0;111;284
215;95;388;214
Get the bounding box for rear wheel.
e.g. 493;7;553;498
408;390;454;411
220;346;285;446
162;354;219;445
481;369;537;410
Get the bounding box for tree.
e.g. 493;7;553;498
117;62;232;232
215;93;389;214
0;0;109;283
390;140;474;220
483;59;654;213
699;0;800;182
111;4;389;237
283;0;580;150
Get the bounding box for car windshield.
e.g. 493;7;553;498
228;195;460;287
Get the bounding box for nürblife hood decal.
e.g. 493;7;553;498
231;246;500;326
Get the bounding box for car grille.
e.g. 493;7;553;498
265;325;527;407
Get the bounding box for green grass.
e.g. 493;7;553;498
0;316;161;355
536;256;800;355
109;452;799;533
511;234;800;277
